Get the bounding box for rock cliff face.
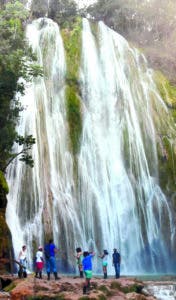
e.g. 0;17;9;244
87;0;176;84
0;172;12;273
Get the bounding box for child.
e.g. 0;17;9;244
75;247;83;278
99;249;108;279
82;251;95;294
35;246;44;279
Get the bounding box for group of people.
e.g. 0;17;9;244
18;241;121;295
75;248;121;294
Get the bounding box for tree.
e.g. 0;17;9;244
3;135;36;172
0;1;42;172
48;0;77;25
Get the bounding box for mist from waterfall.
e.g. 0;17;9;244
6;18;175;274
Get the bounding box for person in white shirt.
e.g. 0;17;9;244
35;246;44;279
18;245;27;278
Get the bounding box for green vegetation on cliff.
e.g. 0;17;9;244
66;86;82;155
0;171;9;195
61;17;82;155
154;71;176;110
154;71;176;196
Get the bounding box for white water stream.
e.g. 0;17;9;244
6;18;175;274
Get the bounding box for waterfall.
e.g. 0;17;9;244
6;18;174;274
78;19;174;274
6;18;82;270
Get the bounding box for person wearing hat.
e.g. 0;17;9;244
112;248;121;278
35;246;44;279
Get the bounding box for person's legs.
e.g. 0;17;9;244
117;263;120;278
50;256;60;279
79;265;84;278
114;263;120;278
82;271;92;294
35;265;39;278
83;278;90;294
50;256;57;273
103;263;107;278
20;259;27;278
46;258;51;280
78;264;84;278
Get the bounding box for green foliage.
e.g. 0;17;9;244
110;281;143;295
154;71;176;193
98;285;112;296
98;295;107;300
0;171;9;194
66;86;82;155
154;71;176;110
61;17;82;85
3;135;36;172
3;282;16;292
0;1;41;172
49;0;77;26
110;281;121;290
119;284;139;294
27;296;65;300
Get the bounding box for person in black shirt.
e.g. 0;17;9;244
112;248;121;278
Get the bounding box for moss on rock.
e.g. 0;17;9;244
61;16;82;87
154;71;176;109
0;171;9;195
65;85;82;155
61;17;83;155
153;71;176;195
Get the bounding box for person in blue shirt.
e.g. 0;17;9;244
44;239;60;280
82;251;95;294
112;248;121;279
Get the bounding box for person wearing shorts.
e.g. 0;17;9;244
99;249;108;279
82;251;95;294
35;246;44;279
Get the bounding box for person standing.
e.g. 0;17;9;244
99;249;108;279
35;246;44;279
75;247;83;278
82;251;95;294
18;245;27;278
44;239;59;280
112;248;121;278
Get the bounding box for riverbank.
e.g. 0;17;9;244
0;274;158;300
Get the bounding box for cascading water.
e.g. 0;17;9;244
78;19;174;274
6;17;175;274
6;18;82;270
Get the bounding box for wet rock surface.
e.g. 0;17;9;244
0;275;158;300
